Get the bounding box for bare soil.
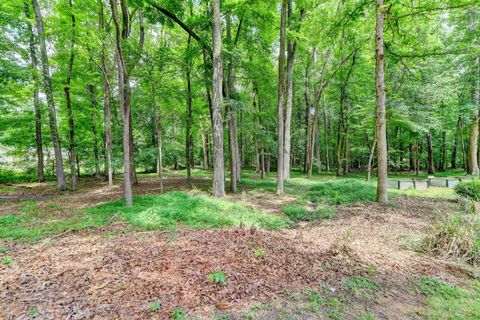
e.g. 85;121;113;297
0;179;474;319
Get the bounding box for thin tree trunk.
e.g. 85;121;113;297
427;131;435;175
88;84;102;179
99;0;113;187
110;0;132;205
276;0;287;195
470;56;480;176
452;116;461;169
151;78;163;193
185;35;193;189
283;0;298;181
201;127;209;170
24;1;45;183
64;0;77;191
375;0;388;204
304;67;311;173
323;96;330;172
32;0;66;191
315;116;321;174
367;138;376;181
212;0;225;197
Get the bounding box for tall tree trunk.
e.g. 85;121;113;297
201;127;209;170
64;0;77;191
99;0;113;187
440;130;447;171
471;56;480;176
315;116;321;174
151;78;163;193
276;0;287;195
88;84;102;179
451;116;461;169
427;131;435;175
110;0;132;205
185;35;193;189
225;13;241;192
323;96;330;172
304;67;311;173
32;0;66;191
212;0;225;197
375;0;388;204
24;1;45;183
283;0;300;181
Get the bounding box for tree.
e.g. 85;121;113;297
31;0;66;191
375;0;388;204
23;1;44;183
276;0;287;195
64;0;77;191
212;0;225;197
109;0;144;206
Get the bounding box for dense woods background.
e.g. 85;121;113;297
0;0;479;205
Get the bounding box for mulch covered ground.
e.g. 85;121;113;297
0;228;355;319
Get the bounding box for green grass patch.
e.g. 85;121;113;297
89;191;290;231
240;178;277;192
305;179;378;205
0;210;107;242
345;276;380;296
282;203;337;221
416;276;480;319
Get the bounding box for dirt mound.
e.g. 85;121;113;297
0;228;345;319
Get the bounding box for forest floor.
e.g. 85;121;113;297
0;169;479;319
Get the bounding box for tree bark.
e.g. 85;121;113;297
367;137;377;181
32;0;66;191
375;0;388;204
225;14;238;193
185;35;193;189
323;96;330;172
276;0;287;195
98;0;113;187
427;131;435;175
88;84;102;179
283;2;302;180
451;116;461;169
470;56;480;176
110;0;132;205
212;0;225;197
24;1;45;183
64;0;77;191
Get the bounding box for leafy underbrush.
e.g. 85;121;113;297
455;180;480;201
282;203;336;222
421;214;480;265
305;179;377;205
415;276;480;319
89;192;290;230
0;169;53;184
0;210;105;241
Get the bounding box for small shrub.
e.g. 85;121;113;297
422;214;480;265
171;308;187;320
208;271;227;285
150;300;162;312
1;256;13;265
415;276;463;298
252;247;265;258
455;180;480;201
